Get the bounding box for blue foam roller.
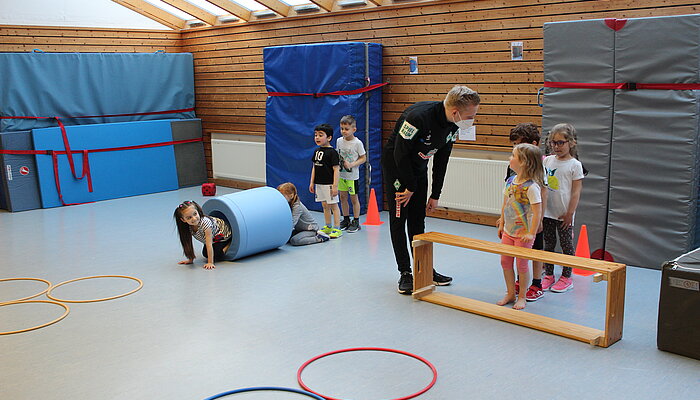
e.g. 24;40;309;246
202;187;292;260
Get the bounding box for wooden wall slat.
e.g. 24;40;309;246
0;26;182;53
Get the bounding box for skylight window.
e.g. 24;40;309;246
187;0;229;15
143;0;196;20
279;0;311;6
229;0;268;11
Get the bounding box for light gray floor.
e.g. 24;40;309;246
1;186;699;400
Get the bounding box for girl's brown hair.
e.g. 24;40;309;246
548;123;579;159
513;143;544;186
277;182;299;207
173;200;204;260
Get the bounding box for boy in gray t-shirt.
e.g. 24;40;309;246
336;115;367;233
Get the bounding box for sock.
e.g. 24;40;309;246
532;279;542;289
343;216;350;222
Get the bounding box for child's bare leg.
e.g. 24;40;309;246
339;191;350;217
497;268;517;306
331;204;341;227
513;268;529;310
322;202;331;226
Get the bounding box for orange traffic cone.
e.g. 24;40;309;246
362;188;384;225
573;224;594;276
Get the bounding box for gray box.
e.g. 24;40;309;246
0;131;43;212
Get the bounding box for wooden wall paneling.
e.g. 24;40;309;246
180;0;700;218
184;1;700;162
0;26;182;53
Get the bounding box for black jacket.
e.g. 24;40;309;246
382;101;458;199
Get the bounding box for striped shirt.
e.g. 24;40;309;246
191;216;232;244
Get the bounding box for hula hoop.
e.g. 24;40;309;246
46;275;143;303
0;277;52;305
297;347;438;400
204;386;325;400
0;300;70;335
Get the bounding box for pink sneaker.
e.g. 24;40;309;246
542;275;556;291
551;276;574;293
525;285;544;302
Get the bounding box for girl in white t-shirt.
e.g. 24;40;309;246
542;123;585;292
497;143;543;310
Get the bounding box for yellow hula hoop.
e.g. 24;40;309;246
46;275;143;303
0;277;52;305
0;300;70;335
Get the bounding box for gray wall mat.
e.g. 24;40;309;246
0;131;42;212
543;19;615;254
615;15;700;83
605;81;700;265
604;14;700;268
171;119;207;188
542;88;613;253
544;19;615;82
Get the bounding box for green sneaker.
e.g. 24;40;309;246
321;225;333;234
329;228;343;239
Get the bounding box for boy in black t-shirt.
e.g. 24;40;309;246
309;124;342;239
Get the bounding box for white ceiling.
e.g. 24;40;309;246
0;0;171;30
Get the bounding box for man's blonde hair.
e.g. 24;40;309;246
444;85;481;109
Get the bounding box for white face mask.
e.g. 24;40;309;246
454;110;474;132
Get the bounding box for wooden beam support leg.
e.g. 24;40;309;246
412;240;434;299
602;268;626;347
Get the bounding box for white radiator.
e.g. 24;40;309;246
430;157;508;215
211;139;266;182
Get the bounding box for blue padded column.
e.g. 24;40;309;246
202;187;292;260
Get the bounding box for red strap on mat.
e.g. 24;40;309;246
0;107;196;205
1;108;195;182
268;82;388;97
1;137;201;206
545;81;700;90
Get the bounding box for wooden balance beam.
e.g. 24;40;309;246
412;232;626;347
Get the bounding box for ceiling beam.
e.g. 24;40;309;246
308;0;334;12
252;0;290;17
206;0;253;21
159;0;220;26
111;0;187;30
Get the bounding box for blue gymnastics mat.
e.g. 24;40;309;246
264;42;383;213
32;119;184;208
0;52;195;133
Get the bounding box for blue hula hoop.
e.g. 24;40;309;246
203;386;325;400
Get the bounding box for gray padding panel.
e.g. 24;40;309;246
604;14;700;267
542;89;613;253
607;90;699;267
615;15;700;83
0;131;42;212
171;119;207;187
543;19;615;253
544;19;616;82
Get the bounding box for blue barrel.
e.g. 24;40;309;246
202;186;292;260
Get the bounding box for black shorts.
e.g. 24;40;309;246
202;237;232;262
